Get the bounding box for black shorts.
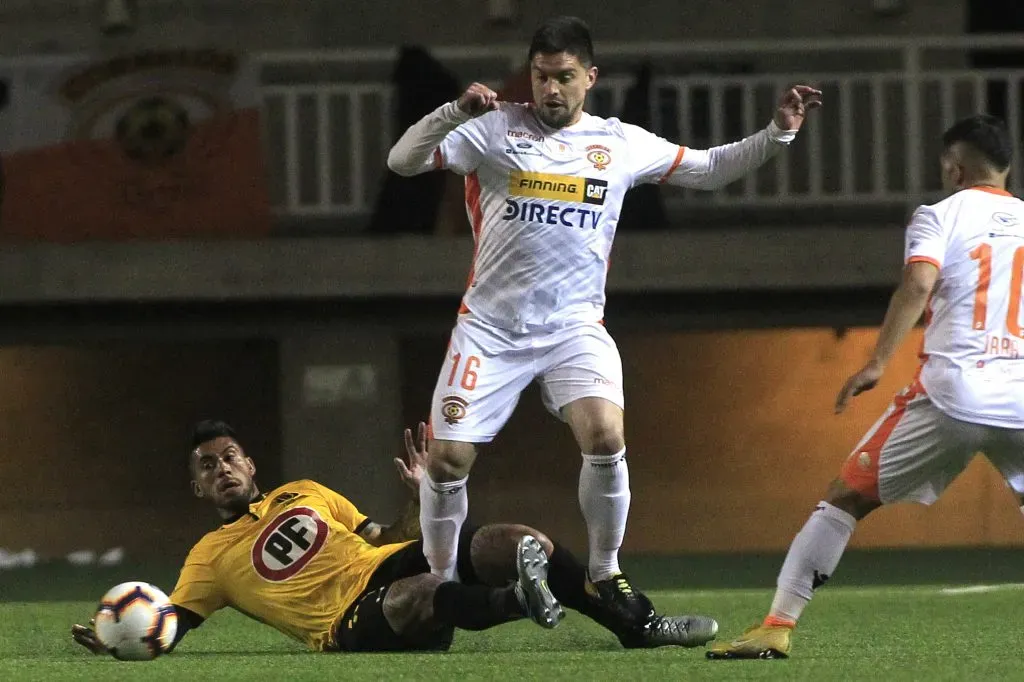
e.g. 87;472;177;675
334;525;479;652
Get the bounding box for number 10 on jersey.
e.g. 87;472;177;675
970;243;1024;336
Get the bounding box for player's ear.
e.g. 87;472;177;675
245;457;256;477
585;65;598;90
191;480;203;499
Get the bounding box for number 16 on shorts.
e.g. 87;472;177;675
437;352;481;431
430;322;539;443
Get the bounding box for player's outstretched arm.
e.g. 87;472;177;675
359;422;427;546
70;605;202;656
662;85;822;191
834;261;938;413
386;83;498;177
71;619;109;655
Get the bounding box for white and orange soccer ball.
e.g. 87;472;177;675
94;581;178;661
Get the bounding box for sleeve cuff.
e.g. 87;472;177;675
766;119;798;145
441;101;473;125
353;517;372;534
906;255;942;269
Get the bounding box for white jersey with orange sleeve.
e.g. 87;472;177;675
432;102;793;333
906;186;1024;427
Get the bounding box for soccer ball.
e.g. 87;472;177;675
94;581;178;661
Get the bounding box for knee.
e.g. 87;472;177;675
492;524;553;556
582;424;625;457
824;478;881;521
428;439;476;480
384;575;443;634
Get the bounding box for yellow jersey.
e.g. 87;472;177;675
169;479;410;651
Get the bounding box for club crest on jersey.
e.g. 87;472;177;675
586;144;612;170
251;507;328;582
441;395;469;425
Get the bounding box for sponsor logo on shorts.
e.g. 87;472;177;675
251;507;328;582
593;377;614;385
508;170;607;206
441;395;469;425
857;452;872;470
586;144;612;170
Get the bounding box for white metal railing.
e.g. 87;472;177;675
258;35;1024;218
1;36;1023;220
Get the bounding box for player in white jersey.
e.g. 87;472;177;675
387;15;821;643
708;114;1024;660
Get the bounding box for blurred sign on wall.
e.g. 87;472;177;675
0;50;271;241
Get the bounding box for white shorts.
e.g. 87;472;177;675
839;380;1024;505
428;314;624;443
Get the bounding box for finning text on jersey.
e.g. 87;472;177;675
508;170;607;206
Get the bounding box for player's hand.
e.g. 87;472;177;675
71;620;109;656
395;422;428;495
835;362;884;414
773;85;823;131
457;83;499;117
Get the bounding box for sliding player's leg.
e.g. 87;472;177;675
464;523;716;648
421;316;535;581
708;385;985;660
335;538;561;653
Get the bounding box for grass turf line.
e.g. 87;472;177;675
4;586;1023;681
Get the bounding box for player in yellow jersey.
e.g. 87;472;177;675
73;420;717;654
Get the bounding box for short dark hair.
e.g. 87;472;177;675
942;114;1013;171
190;419;238;450
528;16;594;66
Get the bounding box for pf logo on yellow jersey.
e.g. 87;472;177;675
251;507;328;581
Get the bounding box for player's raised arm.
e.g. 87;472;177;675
386;83;498;177
640;85;822;191
355;423;427;547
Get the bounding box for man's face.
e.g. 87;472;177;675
191;436;257;513
530;51;596;129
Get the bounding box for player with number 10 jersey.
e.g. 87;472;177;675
708;114;1024;661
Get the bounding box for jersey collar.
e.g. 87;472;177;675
967;185;1013;197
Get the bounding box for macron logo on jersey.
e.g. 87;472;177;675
502;171;608;231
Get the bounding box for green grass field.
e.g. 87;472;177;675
4;550;1024;681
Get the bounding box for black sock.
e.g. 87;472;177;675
546;543;593;613
432;582;523;631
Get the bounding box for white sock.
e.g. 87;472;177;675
419;472;468;582
769;501;856;623
578;448;630;581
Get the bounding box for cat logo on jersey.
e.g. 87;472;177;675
586;144;612;170
441;395;469;425
508;171;607;206
251;507;328;581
